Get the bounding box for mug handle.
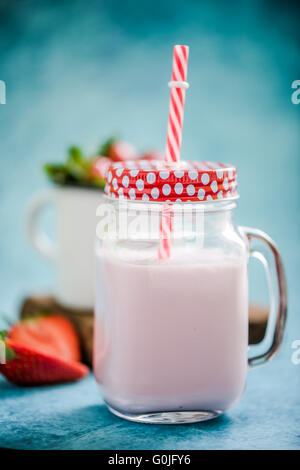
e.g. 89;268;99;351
26;189;57;261
241;227;288;368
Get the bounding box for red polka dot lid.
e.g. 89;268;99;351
105;160;238;203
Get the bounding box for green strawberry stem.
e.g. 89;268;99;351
0;330;7;342
98;137;116;157
0;331;16;361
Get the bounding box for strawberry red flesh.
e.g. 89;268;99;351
9;315;81;362
0;339;88;386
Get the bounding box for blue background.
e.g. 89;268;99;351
0;0;299;450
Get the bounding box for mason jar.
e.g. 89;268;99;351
94;160;287;424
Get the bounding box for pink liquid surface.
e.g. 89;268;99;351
94;248;248;413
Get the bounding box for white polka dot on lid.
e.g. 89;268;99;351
174;171;184;178
116;168;124;177
216;169;223;179
142;193;149;202
112;177;118;190
151;187;159;199
188;170;198;180
198;188;205;200
186;184;195;196
118;187;124;198
136;179;144;191
207;195;213;201
147;172;156;184
217;190;223;199
210;180;218;193
201;173;210;185
159;171;170;180
129;188;136;200
108;171;112;183
174;182;183;194
228;169;233;180
122;175;129;188
130;169;139;177
223;178;229;191
162;184;171;196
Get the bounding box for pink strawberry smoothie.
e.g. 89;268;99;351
94;246;248;414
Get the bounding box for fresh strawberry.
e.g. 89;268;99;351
99;138;138;162
90;156;112;182
141;151;164;161
110;140;139;161
0;337;88;386
9;314;81;363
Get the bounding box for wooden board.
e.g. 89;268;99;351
20;296;268;367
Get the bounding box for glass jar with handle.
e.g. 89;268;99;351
94;160;287;424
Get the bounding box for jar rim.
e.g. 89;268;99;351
105;159;238;203
104;194;238;213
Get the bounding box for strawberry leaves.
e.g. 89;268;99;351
44;143;110;188
44;137;141;188
98;137;117;157
44;146;93;187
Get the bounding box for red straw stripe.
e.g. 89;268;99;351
181;45;188;61
169;116;180;148
165;45;189;162
160;45;189;260
174;86;184;107
174;55;185;81
170;92;182;127
166;134;177;162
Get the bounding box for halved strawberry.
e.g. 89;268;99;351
9;314;81;362
0;338;88;386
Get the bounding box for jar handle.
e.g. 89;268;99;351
241;227;287;368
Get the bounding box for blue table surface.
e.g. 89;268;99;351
1;341;299;450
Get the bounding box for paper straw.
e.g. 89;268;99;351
158;204;173;259
159;45;189;260
165;45;189;163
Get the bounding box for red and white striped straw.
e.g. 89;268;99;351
165;45;189;163
158;45;189;260
158;205;173;259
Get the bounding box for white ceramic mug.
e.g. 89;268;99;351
26;187;104;310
